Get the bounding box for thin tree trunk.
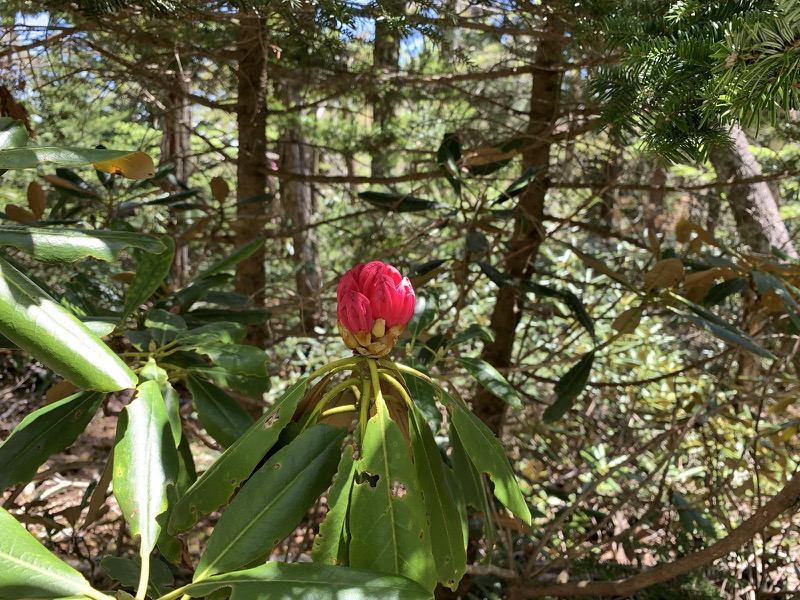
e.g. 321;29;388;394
471;12;566;436
234;12;269;346
709;124;796;258
370;0;403;178
710;124;797;386
159;59;193;289
278;119;322;333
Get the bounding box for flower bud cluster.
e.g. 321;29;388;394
337;261;415;358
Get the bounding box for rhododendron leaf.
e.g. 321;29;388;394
187;366;270;396
184;343;269;377
543;351;595;422
359;191;449;212
194;424;346;581
0;507;112;600
349;397;436;592
457;356;522;409
191;237;265;282
409;405;466;590
492;165;545;205
120;235;174;323
448;398;531;524
0;254;135;391
181;563;432;600
113;381;178;559
312;445;356;565
174;322;246;346
0;391;105;490
188;375;254;448
168;379;307;533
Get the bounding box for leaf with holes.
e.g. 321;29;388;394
312;445;356;566
349;397;436;592
409;405;466;590
448;397;531;524
169;378;308;533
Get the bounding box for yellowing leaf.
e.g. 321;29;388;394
93;152;155;180
612;307;642;334
209;176;230;201
675;218;693;243
5;204;37;223
27;181;45;218
644;258;684;290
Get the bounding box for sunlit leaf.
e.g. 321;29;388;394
93;151;155;180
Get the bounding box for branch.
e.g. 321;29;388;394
510;469;800;598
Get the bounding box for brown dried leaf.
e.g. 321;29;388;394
611;307;642;334
674;218;693;243
644;258;684;290
5;204;37;223
26;181;45;218
209;176;230;201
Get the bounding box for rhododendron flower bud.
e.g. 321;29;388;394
337;261;416;357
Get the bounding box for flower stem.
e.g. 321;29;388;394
301;377;360;431
308;356;361;383
134;553;150;600
378;372;413;409
321;404;357;417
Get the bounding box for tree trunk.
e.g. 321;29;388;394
370;0;403;178
710;124;797;386
278;115;322;333
234;12;269;346
159;61;193;289
709;124;797;258
471;11;566;435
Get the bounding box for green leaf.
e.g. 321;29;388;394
168;379;308;533
704;277;746;306
669;301;775;359
0;254;136;391
492;165;545;205
81;318;117;337
543;352;595;422
0;506;112;600
186;307;271;325
448;399;531;524
0;391;105;490
0;226;166;264
522;281;596;342
138;359;182;447
113;381;178;558
312;445;356;566
457;357;522;409
144;309;187;346
184;343;269;377
187;365;270;396
181;562;432;600
349;397;436;592
100;556;174;598
194;424;346;581
187;376;254;448
408;405;466;590
0;118;28;150
448;323;495;348
401;362;442;431
120;235;175;323
175;322;246;346
0;144;144;171
192;237;265;282
358;191;449;212
436;132;462;195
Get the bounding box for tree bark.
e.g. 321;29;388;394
234;12;269;346
471;11;566;435
159;59;193;289
709;124;797;258
278;116;322;333
370;0;403;178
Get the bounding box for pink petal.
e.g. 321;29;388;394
337;290;373;333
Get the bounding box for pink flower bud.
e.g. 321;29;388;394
336;261;416;357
